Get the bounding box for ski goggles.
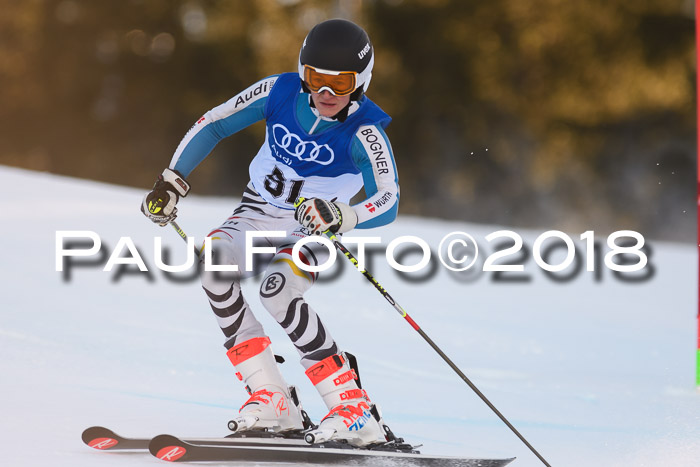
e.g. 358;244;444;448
302;64;358;96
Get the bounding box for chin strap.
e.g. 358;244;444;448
332;102;352;122
332;88;364;122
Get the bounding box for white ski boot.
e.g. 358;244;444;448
226;337;305;433
303;353;388;447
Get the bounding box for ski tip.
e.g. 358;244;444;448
154;445;187;462
149;434;189;462
81;426;119;450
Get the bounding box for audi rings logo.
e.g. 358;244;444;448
271;124;335;165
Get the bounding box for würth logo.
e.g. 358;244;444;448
365;202;375;213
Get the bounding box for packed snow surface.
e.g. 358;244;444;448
1;165;699;466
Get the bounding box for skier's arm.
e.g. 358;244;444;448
168;75;279;177
293;124;398;234
350;124;400;229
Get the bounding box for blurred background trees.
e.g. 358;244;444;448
1;0;695;241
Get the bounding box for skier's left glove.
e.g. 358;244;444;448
294;198;358;235
141;168;191;226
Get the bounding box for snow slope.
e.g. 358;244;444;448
1;165;698;466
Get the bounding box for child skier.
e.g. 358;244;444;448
141;18;399;447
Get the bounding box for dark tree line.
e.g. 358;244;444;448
1;0;695;240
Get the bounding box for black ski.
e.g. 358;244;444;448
82;426;150;451
82;426;310;452
149;434;516;466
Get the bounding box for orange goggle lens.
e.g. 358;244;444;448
303;65;357;96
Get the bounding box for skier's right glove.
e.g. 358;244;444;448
141;168;191;226
294;197;358;235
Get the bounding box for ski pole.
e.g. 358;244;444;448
170;220;203;258
326;232;552;467
170;220;189;243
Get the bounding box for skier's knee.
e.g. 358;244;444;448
200;235;241;295
259;270;295;310
259;259;313;317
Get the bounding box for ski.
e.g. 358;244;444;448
149;434;516;466
81;426;310;452
82;426;151;451
84;426;516;465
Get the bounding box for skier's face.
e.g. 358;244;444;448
310;90;350;118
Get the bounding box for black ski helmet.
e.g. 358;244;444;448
298;19;374;101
